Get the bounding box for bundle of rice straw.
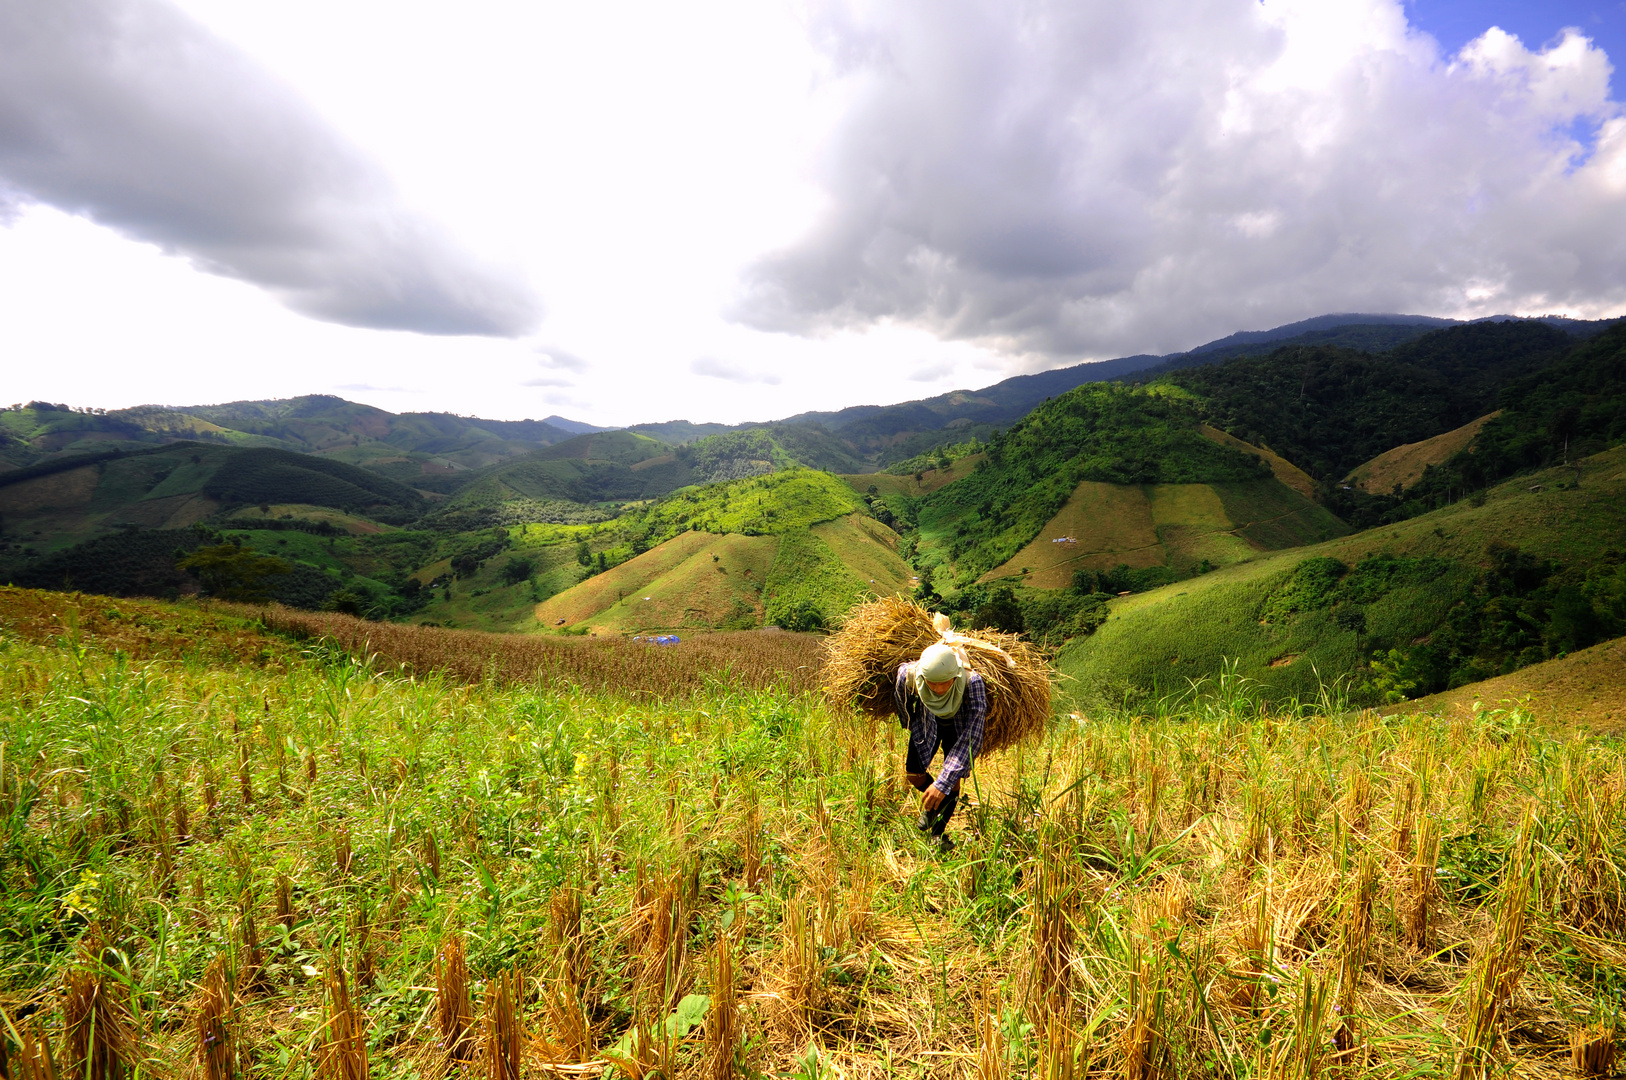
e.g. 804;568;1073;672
822;596;1052;757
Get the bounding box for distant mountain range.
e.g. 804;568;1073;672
5;312;1617;481
630;312;1620;464
4;309;1623;704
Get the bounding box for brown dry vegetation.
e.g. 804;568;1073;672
1385;635;1626;734
1344;411;1501;494
0;584;294;665
1200;424;1319;500
257;605;825;697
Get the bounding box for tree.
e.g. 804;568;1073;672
769;598;825;633
974;586;1025;634
500;556;535;585
177;542;290;603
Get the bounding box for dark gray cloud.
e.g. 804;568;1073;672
691;356;782;385
0;0;539;336
737;1;1626;360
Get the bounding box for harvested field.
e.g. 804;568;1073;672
840;455;983;498
533;531;779;633
1345;411;1501;494
260;604;824;696
2;602;1622;1080
981;481;1162;587
983;478;1342;588
1384;635;1626;733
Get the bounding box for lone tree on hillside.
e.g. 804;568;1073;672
178;541;290;603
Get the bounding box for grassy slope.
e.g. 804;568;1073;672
1382;635;1626;733
401;522;622;633
1057;442;1626;708
982;477;1346;588
532;482;912;633
1344;411;1501;493
2;587;1620;1080
1198;425;1317;499
760;516;913;627
812;513;914;596
224;504;395;535
533;530;778;633
909;383;1282;587
633;469;862;540
839;454;986;498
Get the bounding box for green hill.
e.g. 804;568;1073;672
0;441;424;556
528;469;905;632
1056;442;1626;710
426;430;866;532
906;382;1282;587
0;395;581;482
1393;323;1626;505
978;476;1346;589
1157;320;1575;486
423;431;677;529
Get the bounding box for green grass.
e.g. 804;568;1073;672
1;588;1622;1078
761;527;871;628
635;468;863;540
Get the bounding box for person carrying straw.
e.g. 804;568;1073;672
894;641;985;854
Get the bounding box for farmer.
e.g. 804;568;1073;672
894;641;986;853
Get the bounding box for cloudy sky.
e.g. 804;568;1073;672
1;0;1623;427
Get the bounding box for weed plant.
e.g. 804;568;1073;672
0;590;1623;1077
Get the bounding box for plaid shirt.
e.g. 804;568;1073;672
893;663;987;796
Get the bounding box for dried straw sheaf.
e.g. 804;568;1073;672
822;597;1052;757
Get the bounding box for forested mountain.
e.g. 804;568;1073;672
1159;320;1577;483
0;395;583;475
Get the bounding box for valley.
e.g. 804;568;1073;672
1;313;1622;711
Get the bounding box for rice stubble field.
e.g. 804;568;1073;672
0;587;1622;1078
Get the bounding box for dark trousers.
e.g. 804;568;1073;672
905;716;962;835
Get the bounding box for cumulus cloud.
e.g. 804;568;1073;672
691;356;783;385
535;346;590;373
735;0;1626;360
0;0;539;336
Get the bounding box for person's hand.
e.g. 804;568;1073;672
921;786;945;812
